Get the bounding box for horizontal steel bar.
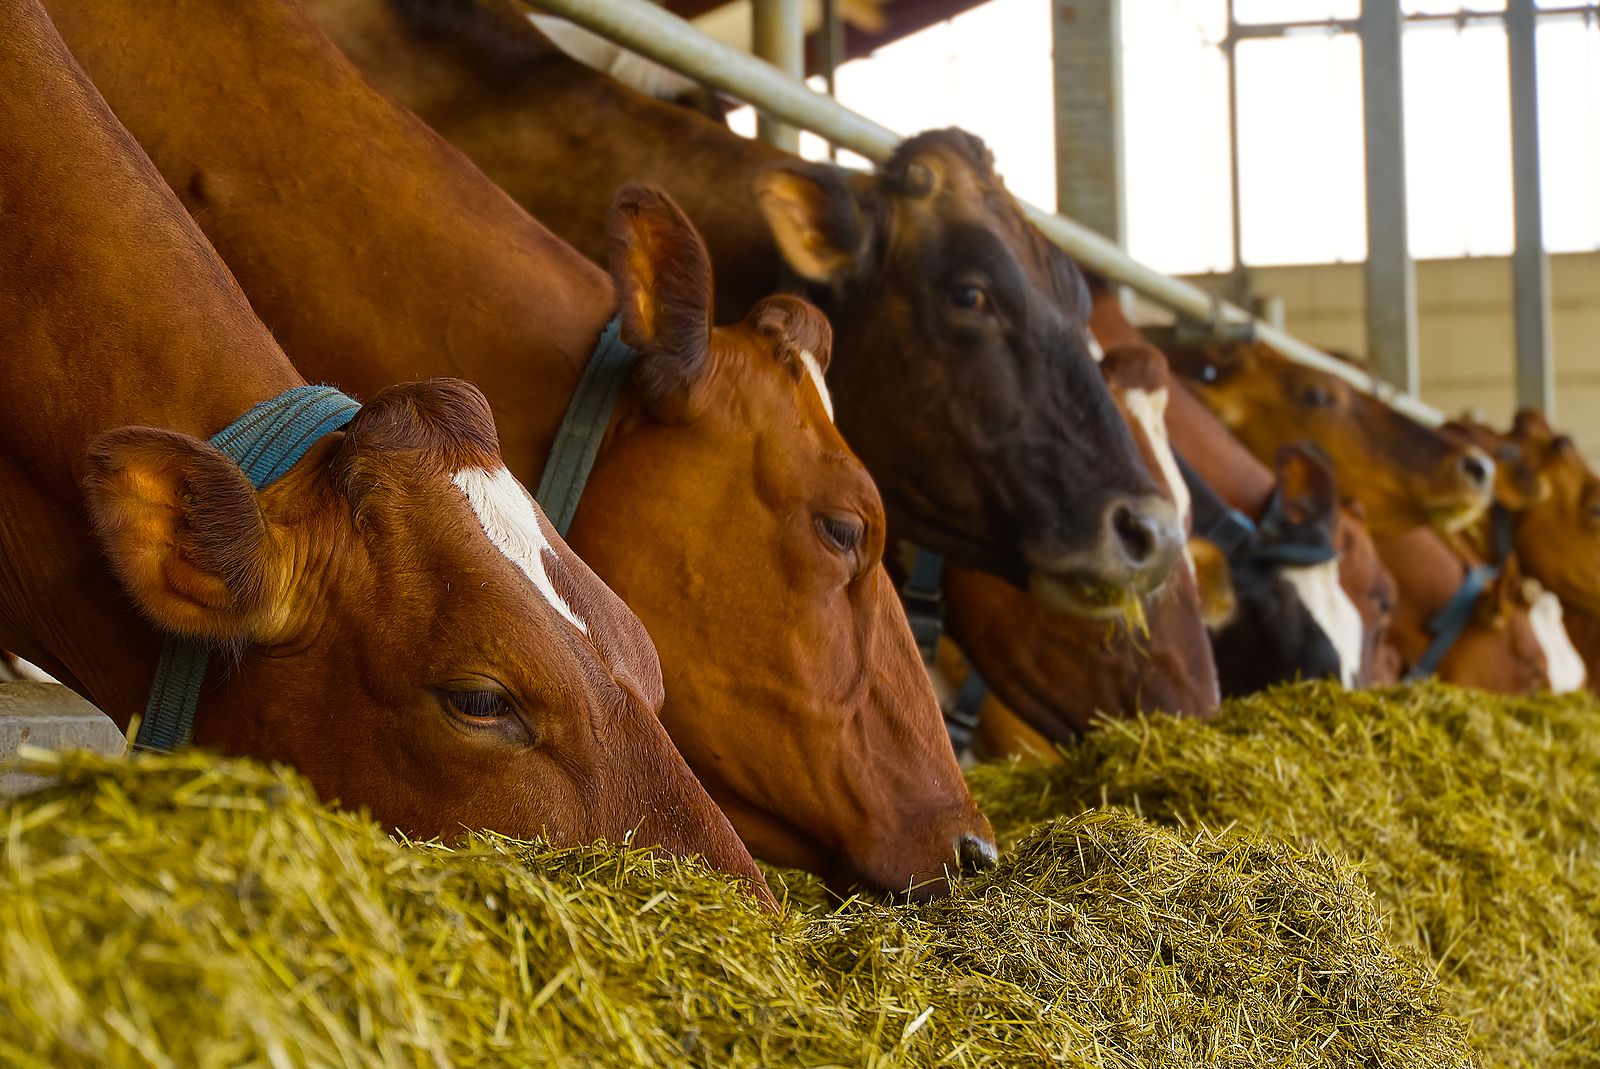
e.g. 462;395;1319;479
523;0;1445;425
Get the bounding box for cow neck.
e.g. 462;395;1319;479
42;0;620;490
305;0;791;324
0;0;307;727
1164;379;1276;520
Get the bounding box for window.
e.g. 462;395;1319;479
1234;33;1367;264
1402;21;1515;258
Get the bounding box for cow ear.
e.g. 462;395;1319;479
1512;408;1553;443
83;428;279;642
1275;444;1337;526
608;184;714;421
1187;537;1237;630
753;162;870;286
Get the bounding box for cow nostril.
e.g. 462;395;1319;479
1111;503;1158;566
955;833;998;875
1459;452;1491;490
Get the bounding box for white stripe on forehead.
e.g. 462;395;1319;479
1280;560;1364;688
1120;387;1190;528
451;466;588;634
798;348;834;422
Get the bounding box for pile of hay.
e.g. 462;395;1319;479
0;743;1469;1068
968;682;1600;1069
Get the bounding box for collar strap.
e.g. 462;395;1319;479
135;385;361;752
534;316;639;537
1490;503;1516;566
1406;563;1501;681
1178;455;1339;568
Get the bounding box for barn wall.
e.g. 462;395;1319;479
1181;251;1600;463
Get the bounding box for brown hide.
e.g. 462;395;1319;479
0;0;764;894
43;0;991;898
1166;342;1494;539
942;347;1219;742
304;0;1184;613
1376;531;1548;693
1336;504;1402;684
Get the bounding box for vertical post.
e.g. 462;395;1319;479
1224;0;1248;304
1507;0;1554;416
819;0;845;159
1359;0;1419;394
1052;0;1125;245
752;0;804;152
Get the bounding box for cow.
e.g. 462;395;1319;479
40;0;993;899
303;0;1185;616
1166;341;1494;539
0;0;766;899
938;344;1220;745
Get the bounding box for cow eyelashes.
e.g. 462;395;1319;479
443;689;510;720
815;513;865;555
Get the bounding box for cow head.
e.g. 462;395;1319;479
1168;341;1493;538
754;129;1181;616
569;187;994;900
82;377;768;898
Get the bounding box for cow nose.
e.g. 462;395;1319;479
1103;494;1184;585
1111;500;1161;566
1459;449;1493;493
955;832;998;875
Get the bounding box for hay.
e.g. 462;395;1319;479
0;743;1470;1068
967;682;1600;1069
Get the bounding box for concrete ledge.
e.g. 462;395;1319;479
0;682;125;796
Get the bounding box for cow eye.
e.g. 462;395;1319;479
815;512;864;555
947;283;989;313
443;689;510;720
1300;385;1336;408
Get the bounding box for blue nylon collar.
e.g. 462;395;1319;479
135;385;361;752
1406;563;1500;681
534;316;639;538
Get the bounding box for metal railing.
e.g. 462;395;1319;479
524;0;1444;425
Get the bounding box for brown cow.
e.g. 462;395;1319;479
940;345;1220;741
42;0;993;898
1166;342;1493;539
1376;532;1550;692
0;0;765;895
1444;412;1590;692
305;0;1184;615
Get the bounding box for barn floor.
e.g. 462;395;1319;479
2;683;1594;1067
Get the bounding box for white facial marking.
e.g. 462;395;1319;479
1085;331;1105;364
1281;560;1364;688
1121;387;1192;580
451;466;588;634
798;348;835;422
528;15;702;100
1528;587;1586;694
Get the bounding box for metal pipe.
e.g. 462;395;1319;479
523;0;1444;424
752;0;805;152
1507;0;1555;415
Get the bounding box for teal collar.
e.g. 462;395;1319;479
134;385;361;752
534;316;639;538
